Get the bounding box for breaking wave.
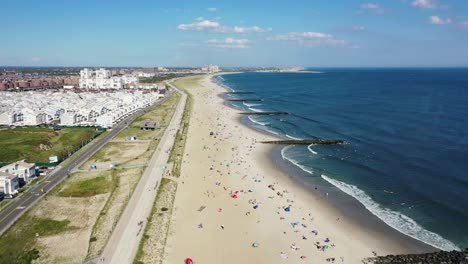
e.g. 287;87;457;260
281;146;314;175
321;174;460;251
307;144;318;155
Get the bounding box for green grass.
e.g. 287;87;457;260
32;218;72;236
0;216;73;264
139;73;198;84
134;178;177;264
116;93;180;141
59;175;110;197
167;77;196;177
0;127;99;163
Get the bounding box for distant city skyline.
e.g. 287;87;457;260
2;0;468;67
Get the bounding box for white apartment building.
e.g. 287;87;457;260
0;89;165;128
0;172;19;198
202;64;220;73
79;68;139;89
0;160;36;185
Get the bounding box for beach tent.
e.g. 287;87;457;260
252;242;260;247
284;207;291;212
231;194;238;198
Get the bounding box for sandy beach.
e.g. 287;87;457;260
164;74;433;264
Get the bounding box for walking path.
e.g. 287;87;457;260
99;83;186;264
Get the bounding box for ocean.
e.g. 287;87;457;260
215;69;468;251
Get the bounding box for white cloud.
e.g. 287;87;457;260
177;20;220;31
360;3;385;14
207;7;217;12
206;38;250;48
429;15;452;24
31;57;41;62
233;26;272;33
177;19;271;33
267;32;355;48
352;25;367;31
412;0;437;9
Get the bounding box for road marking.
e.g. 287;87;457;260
16;206;26;210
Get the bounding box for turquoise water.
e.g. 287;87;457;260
216;69;468;251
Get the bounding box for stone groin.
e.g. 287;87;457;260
240;112;289;115
226;99;263;102
261;139;344;145
223;91;256;94
362;249;468;264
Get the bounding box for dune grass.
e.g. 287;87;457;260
59;175;110;197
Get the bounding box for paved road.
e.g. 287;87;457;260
0;92;174;237
99;82;186;264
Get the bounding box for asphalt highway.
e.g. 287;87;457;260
0;92;173;236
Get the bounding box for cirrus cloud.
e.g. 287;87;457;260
267;32;356;48
429;15;452;24
206;38;250;48
360;3;386;14
412;0;437;9
177;19;271;33
177;20;220;31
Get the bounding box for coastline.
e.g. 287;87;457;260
165;74;436;264
237;100;436;254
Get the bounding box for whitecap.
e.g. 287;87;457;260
248;107;264;112
281;146;314;175
247;115;268;126
321;174;460;251
307;144;318;155
286;134;302;140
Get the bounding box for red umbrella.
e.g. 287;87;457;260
185;258;193;264
231;194;238;198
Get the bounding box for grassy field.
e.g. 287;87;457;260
0;215;74;263
116;93;180;141
0;127;100;163
58;175;110;198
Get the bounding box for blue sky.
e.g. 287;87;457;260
1;0;468;67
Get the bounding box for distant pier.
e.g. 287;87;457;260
240;111;289;115
226;99;263;102
261;139;344;145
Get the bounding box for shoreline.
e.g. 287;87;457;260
165;74;436;264
220;73;438;253
235;101;436;254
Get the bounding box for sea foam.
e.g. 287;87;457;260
247;115;268;126
248;107;263;112
286;134;302;140
243;102;262;107
307;144;318;155
321;174;460;251
281;146;314;174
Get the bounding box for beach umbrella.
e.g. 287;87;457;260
252;242;260;247
232;194;238;198
284;207;291;212
253;205;259;209
185;258;193;264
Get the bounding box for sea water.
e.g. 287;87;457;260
216;69;468;251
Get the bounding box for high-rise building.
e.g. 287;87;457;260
79;68;139;89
